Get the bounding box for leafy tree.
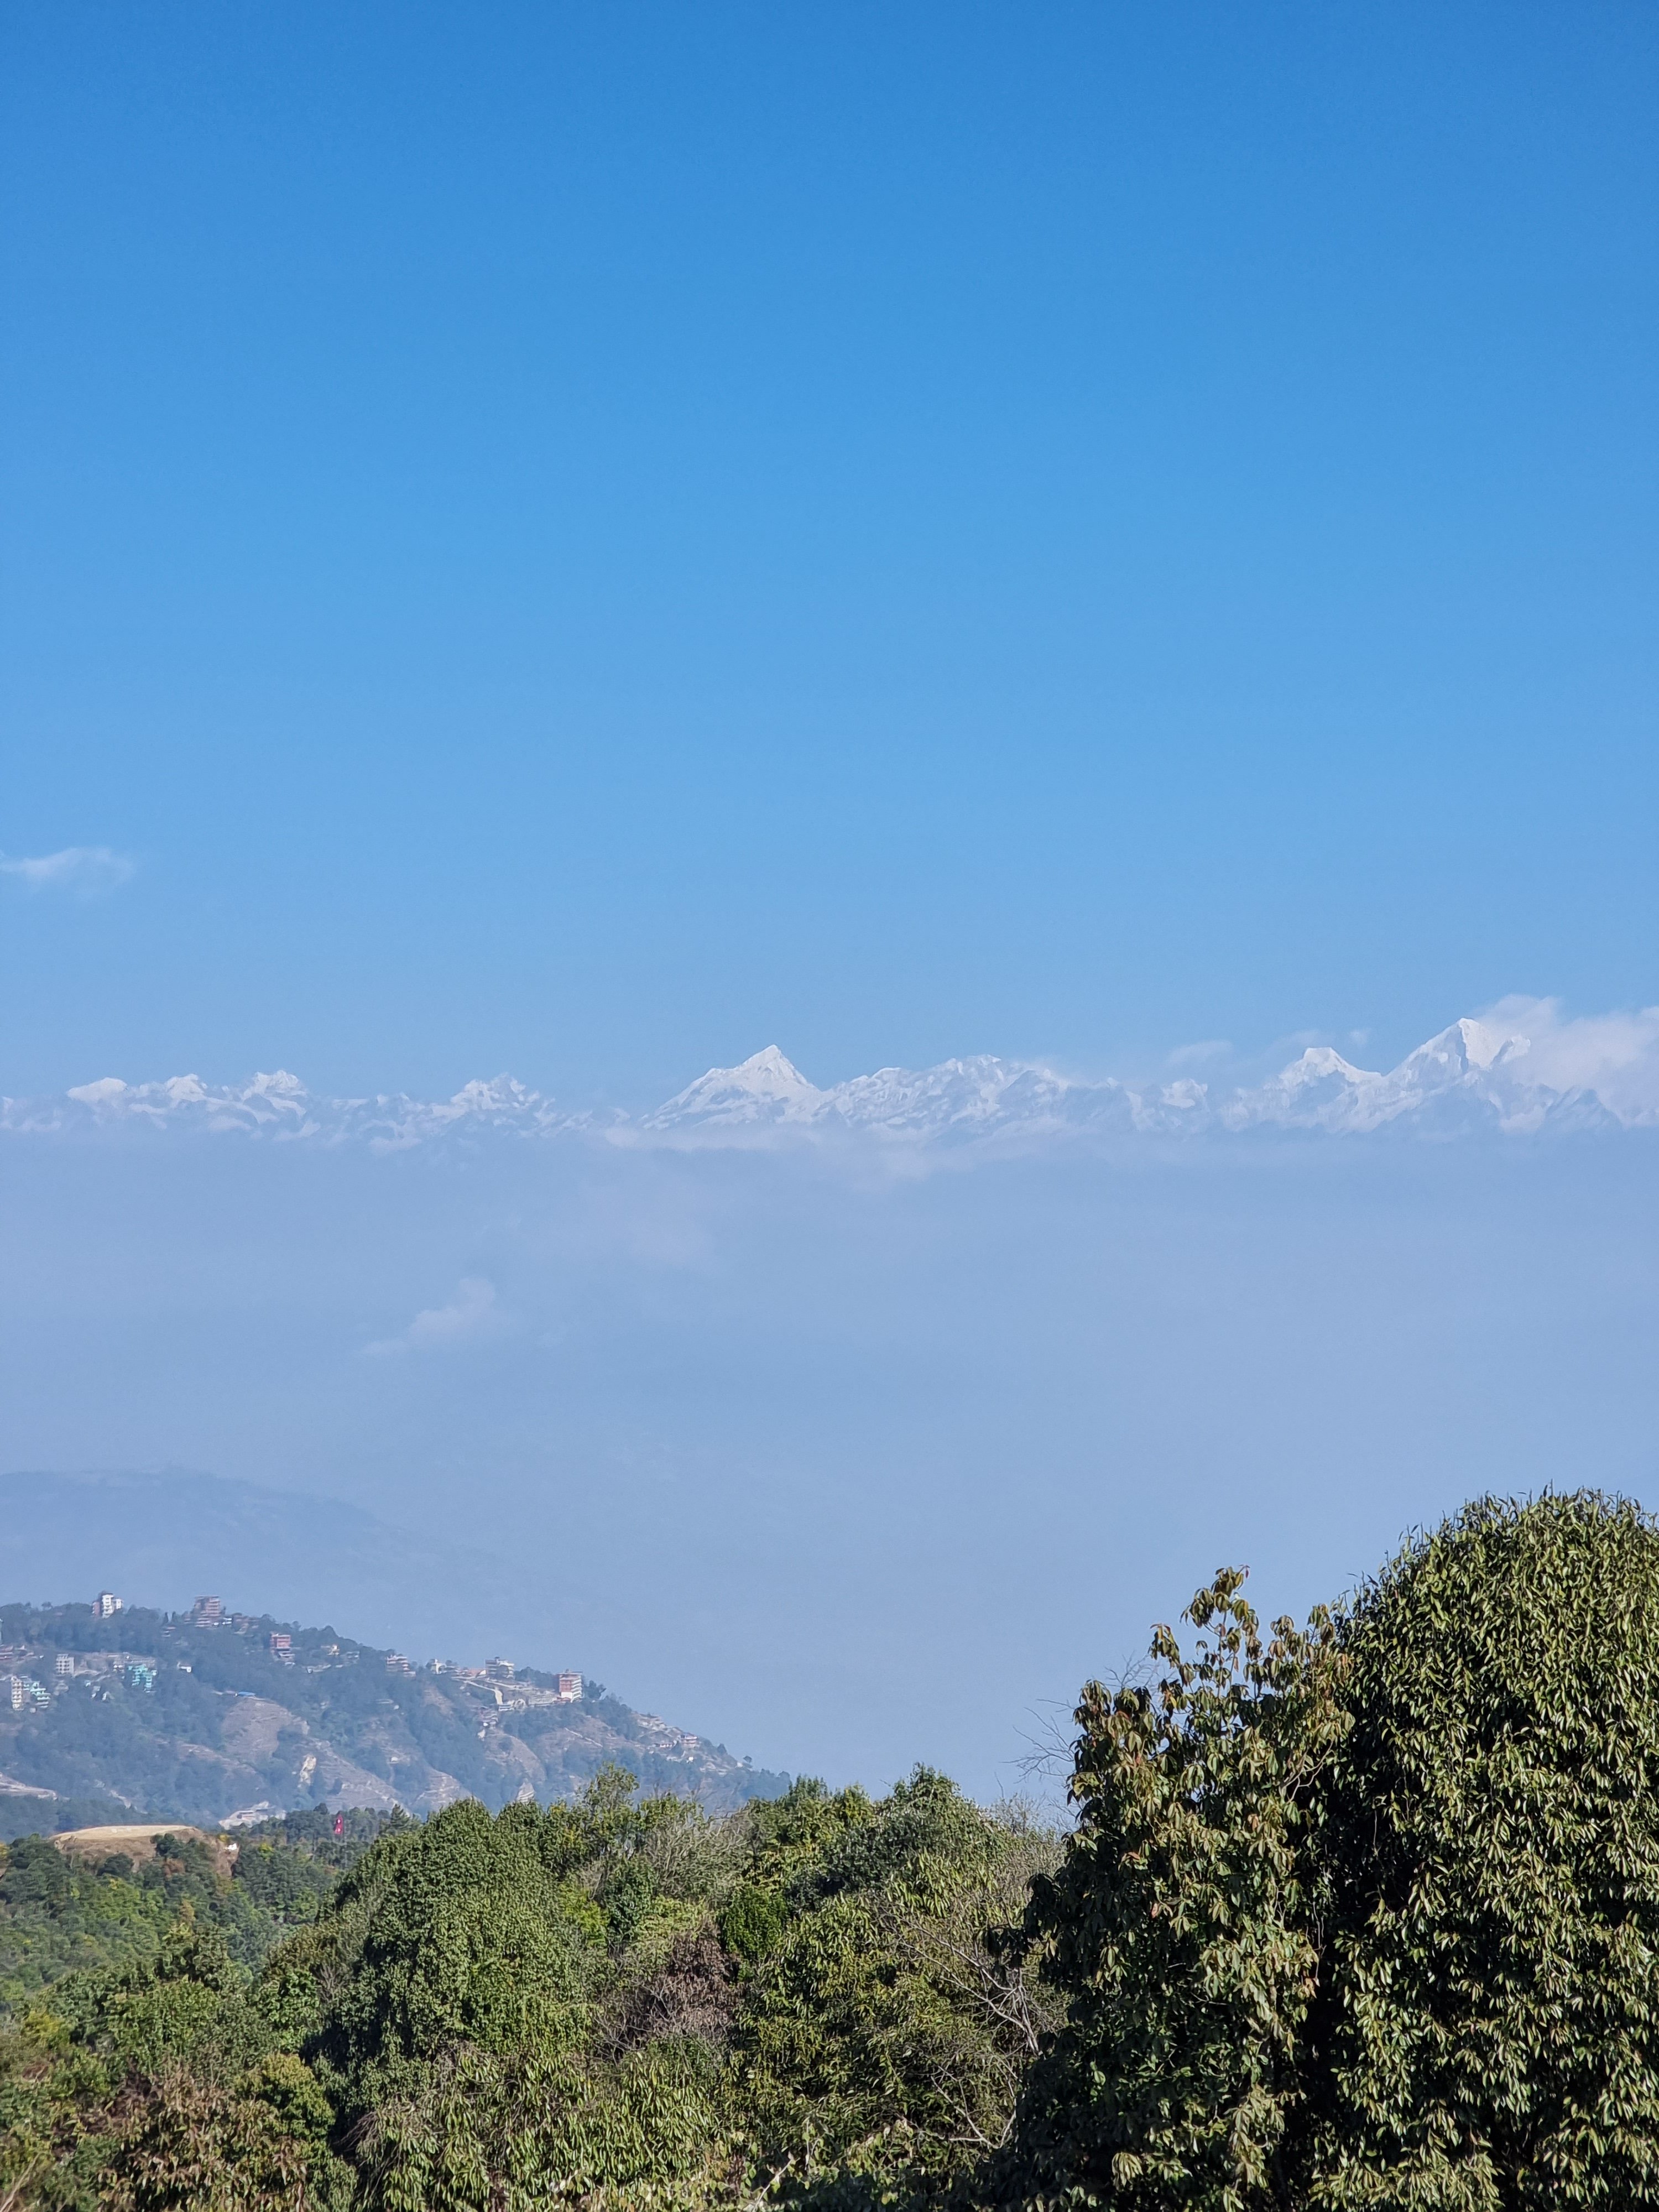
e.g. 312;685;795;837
998;1491;1659;2210
308;1798;598;2122
733;1770;1062;2191
90;2048;353;2212
0;2005;117;2212
1306;1492;1659;2207
95;2067;312;2212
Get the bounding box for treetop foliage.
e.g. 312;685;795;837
999;1489;1659;2210
7;1493;1659;2209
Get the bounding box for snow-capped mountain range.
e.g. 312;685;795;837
6;1000;1657;1151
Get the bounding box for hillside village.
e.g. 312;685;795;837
182;1590;583;1704
0;1590;789;1835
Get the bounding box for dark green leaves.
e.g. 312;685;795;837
998;1493;1659;2210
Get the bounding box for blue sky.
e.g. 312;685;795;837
4;2;1656;1102
3;7;1658;1793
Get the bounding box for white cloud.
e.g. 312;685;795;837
0;846;135;896
1167;1039;1232;1070
1474;995;1659;1124
364;1277;502;1357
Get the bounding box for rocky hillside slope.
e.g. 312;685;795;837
0;1599;789;1834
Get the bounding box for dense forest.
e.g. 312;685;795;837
0;1603;787;1832
0;1812;399;2017
4;1491;1659;2209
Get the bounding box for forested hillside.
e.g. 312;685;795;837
4;1493;1659;2209
0;1811;395;2016
0;1602;787;1834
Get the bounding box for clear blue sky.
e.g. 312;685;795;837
4;3;1656;1103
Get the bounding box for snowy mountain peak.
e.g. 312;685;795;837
1454;1016;1512;1071
8;1000;1657;1152
643;1047;825;1130
1397;1018;1522;1082
1279;1046;1368;1088
733;1046;817;1092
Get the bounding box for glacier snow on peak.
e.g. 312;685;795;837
643;1047;825;1129
7;999;1658;1149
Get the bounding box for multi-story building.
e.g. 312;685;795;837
190;1597;225;1627
93;1592;123;1619
555;1672;583;1702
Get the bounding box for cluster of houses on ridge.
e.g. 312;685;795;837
0;1592;583;1723
1;1606;157;1714
185;1594;583;1704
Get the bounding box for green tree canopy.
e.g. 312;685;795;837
999;1491;1659;2210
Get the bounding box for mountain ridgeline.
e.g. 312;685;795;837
6;1008;1650;1149
7;1493;1659;2210
0;1599;788;1836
